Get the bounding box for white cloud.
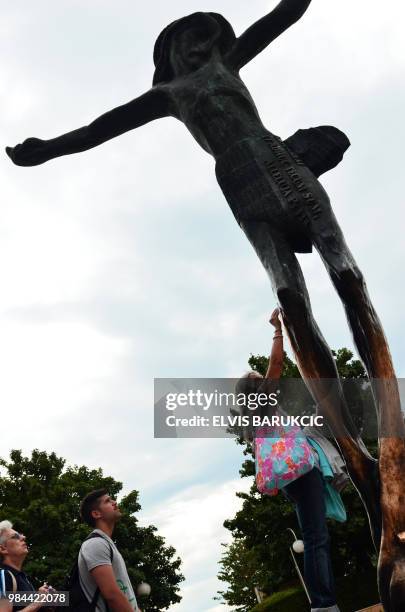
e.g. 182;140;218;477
140;477;253;611
0;320;130;454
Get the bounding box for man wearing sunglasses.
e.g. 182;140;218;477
0;520;50;612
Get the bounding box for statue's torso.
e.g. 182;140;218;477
161;59;330;253
164;60;268;157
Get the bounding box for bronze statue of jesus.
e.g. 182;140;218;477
6;2;405;608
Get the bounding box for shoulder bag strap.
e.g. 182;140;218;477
0;570;5;596
8;571;17;593
84;533;114;612
0;570;17;594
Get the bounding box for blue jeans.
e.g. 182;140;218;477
284;467;338;610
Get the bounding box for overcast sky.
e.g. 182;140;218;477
1;1;405;610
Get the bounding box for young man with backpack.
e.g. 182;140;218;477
75;490;140;612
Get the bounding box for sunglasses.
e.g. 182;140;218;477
8;532;25;541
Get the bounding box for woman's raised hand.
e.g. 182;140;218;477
269;307;282;330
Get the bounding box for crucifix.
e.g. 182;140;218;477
6;2;405;608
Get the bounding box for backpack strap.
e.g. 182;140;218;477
85;532;114;561
0;569;18;595
0;569;5;597
81;533;114;612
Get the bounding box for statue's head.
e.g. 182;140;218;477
153;12;236;85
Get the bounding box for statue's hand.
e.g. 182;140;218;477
6;137;50;166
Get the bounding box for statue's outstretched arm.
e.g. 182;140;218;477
6;87;169;166
228;0;312;70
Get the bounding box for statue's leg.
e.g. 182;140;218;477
312;217;405;610
239;219;381;549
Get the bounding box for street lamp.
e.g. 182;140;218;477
137;582;152;597
286;528;311;604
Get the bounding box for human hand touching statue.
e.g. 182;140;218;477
269;307;282;331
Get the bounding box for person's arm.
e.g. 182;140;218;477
0;601;44;612
254;309;284;426
265;308;284;380
6;87;170;167
90;565;134;612
228;0;312;70
0;583;49;612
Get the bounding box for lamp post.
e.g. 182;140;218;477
286;528;311;605
253;586;267;604
136;582;151;609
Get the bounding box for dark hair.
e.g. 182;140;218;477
153;12;236;85
80;489;108;527
235;372;266;443
235;371;263;399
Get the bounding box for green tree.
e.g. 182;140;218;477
216;541;270;611
217;349;377;611
0;450;184;612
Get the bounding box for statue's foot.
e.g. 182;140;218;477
379;552;405;611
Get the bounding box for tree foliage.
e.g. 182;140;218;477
0;450;184;611
217;349;378;611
